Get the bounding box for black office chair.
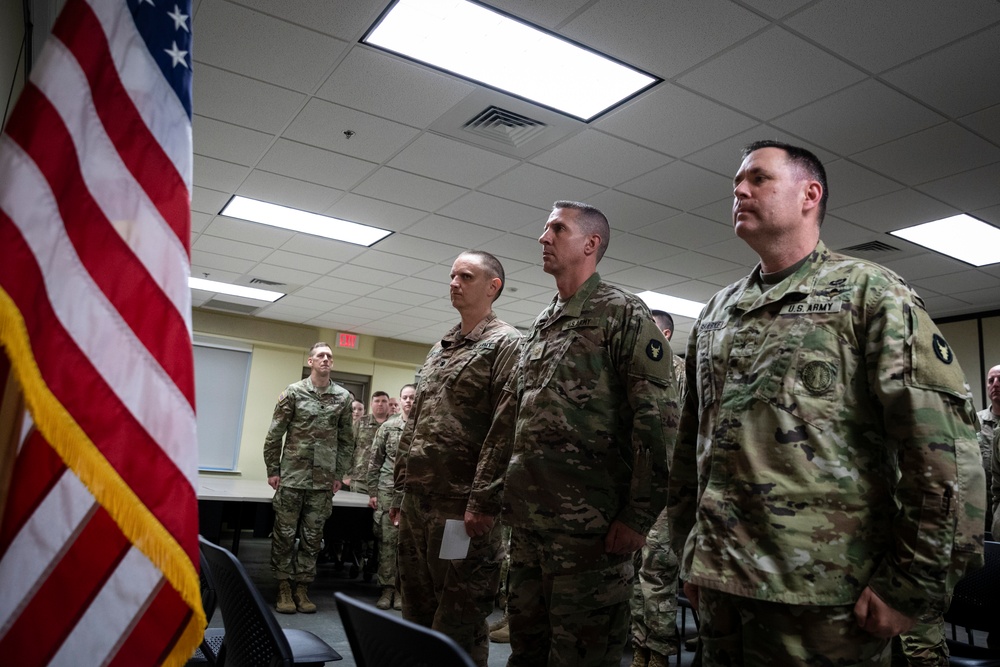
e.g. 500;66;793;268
944;540;1000;666
199;537;341;666
189;549;224;665
334;592;476;667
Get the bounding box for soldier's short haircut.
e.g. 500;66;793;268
372;390;390;400
309;342;332;356
400;383;416;394
460;250;506;301
742;140;829;226
553;200;610;262
651;310;674;338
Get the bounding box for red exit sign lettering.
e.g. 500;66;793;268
337;332;359;349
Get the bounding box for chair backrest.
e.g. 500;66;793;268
201;548;218;624
945;540;1000;633
199;537;295;667
334;592;477;667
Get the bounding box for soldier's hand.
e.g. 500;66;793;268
332;480;342;494
464;511;494;537
267;475;280;490
854;586;916;638
389;507;401;526
343;475;352;486
368;496;378;509
604;520;645;555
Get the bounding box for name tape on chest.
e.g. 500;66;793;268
779;300;844;316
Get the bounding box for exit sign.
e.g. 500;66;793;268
337;332;359;349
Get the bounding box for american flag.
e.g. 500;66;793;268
0;0;203;664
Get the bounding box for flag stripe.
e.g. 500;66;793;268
0;137;197;479
4;84;195;409
107;580;193;667
55;0;192;243
0;213;197;560
0;509;130;665
0;429;65;557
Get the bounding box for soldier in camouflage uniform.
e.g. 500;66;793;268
264;342;354;614
366;383;416;610
630;310;686;667
667;141;985;666
389;251;522;667
500;201;679;667
978;364;999;527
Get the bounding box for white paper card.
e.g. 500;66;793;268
439;519;471;560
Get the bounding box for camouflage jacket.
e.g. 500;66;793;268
979;407;997;501
263;377;354;490
668;241;985;618
349;413;389;492
672;354;687;404
392;312;522;513
366;413;406;494
502;273;679;536
992;427;1000;537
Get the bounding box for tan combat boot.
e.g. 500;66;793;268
376;587;393;610
392;589;402;611
647;650;671;667
489;614;509;643
294;583;317;613
630;647;649;667
275;580;296;614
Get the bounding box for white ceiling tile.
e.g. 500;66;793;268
401;216;505;250
245;263;320;286
785;0;1000;72
883;25;1000;117
438;193;547;231
690;198;733;227
974;204;1000;227
916;163;1000;212
564;0;768;79
263;250;344;276
487;233;544;264
919;294;974;317
285;99;421;163
498;281;550;301
191;212;212;235
659;279;726;302
191;250;254;275
833;189;958;234
817;218;884;253
193;234;273;261
678;27;866;120
852;124;1000;186
278;235;366;263
961;104;1000;145
328;263;404;286
483;0;595;29
364;287;438;307
740;0;812;19
388;134;518;189
634;213;735;249
604;265;685;292
258;139;378;190
325;304;385;322
618;161;733;211
195;1;349;92
325;194;427;233
373;233;467;263
705;265;754;287
194;155;250;193
310;275;381;296
958;286;1000;310
603;234;683;265
823;160;906;209
882;253;972;282
595;83;758;158
586;191;681;233
387;276;450;298
647;251;742;280
509;265;555;288
913;270;1000;295
481;164;605;210
229;0;385;40
772;80;946;155
290;286;358;305
684;126;835;177
204;216;294;247
193;115;273;166
530;130;670;187
353;168;466;211
237;170;343;213
699;237;761;266
193;65;306;134
191;186;232;215
349;250;434;277
316;48;475;128
258;305;330;323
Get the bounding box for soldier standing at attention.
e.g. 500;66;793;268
264;342;353;614
389;250;522;667
501;201;678;667
668;141;985;665
366;383;416;610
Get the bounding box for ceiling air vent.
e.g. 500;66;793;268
840;240;900;254
463;106;547;148
203;299;260;315
249;277;284;286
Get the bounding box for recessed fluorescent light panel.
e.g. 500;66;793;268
890;214;1000;267
362;0;660;122
189;277;284;302
636;291;706;320
220;196;392;247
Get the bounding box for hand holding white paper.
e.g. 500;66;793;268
439;519;471;560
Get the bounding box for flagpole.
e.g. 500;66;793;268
0;349;26;527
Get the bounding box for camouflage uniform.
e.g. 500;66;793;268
991;427;1000;538
366;413;406;589
668;242;985;664
978;407;997;529
350;414;386;494
392;312;521;667
264;377;353;583
501;273;679;667
629;354;687;660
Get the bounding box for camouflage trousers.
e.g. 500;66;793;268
629;510;679;656
372;489;399;589
696;587;891;666
507;528;633;667
270;485;333;583
892;614;948;667
498;523;512;602
397;493;502;667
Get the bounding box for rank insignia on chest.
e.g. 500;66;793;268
645;339;664;361
801;360;835;394
528;342;545;361
932;334;954;364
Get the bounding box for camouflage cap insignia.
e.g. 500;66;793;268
932;334;953;364
800;360;835;394
646;339;664;361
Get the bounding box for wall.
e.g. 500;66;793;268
939;313;1000;412
193;308;429;481
1;0;26;130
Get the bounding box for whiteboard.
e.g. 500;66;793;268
193;337;252;471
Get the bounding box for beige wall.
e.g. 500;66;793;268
1;0;26;130
193;309;428;481
939;319;984;409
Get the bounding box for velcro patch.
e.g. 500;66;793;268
779;300;844;315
